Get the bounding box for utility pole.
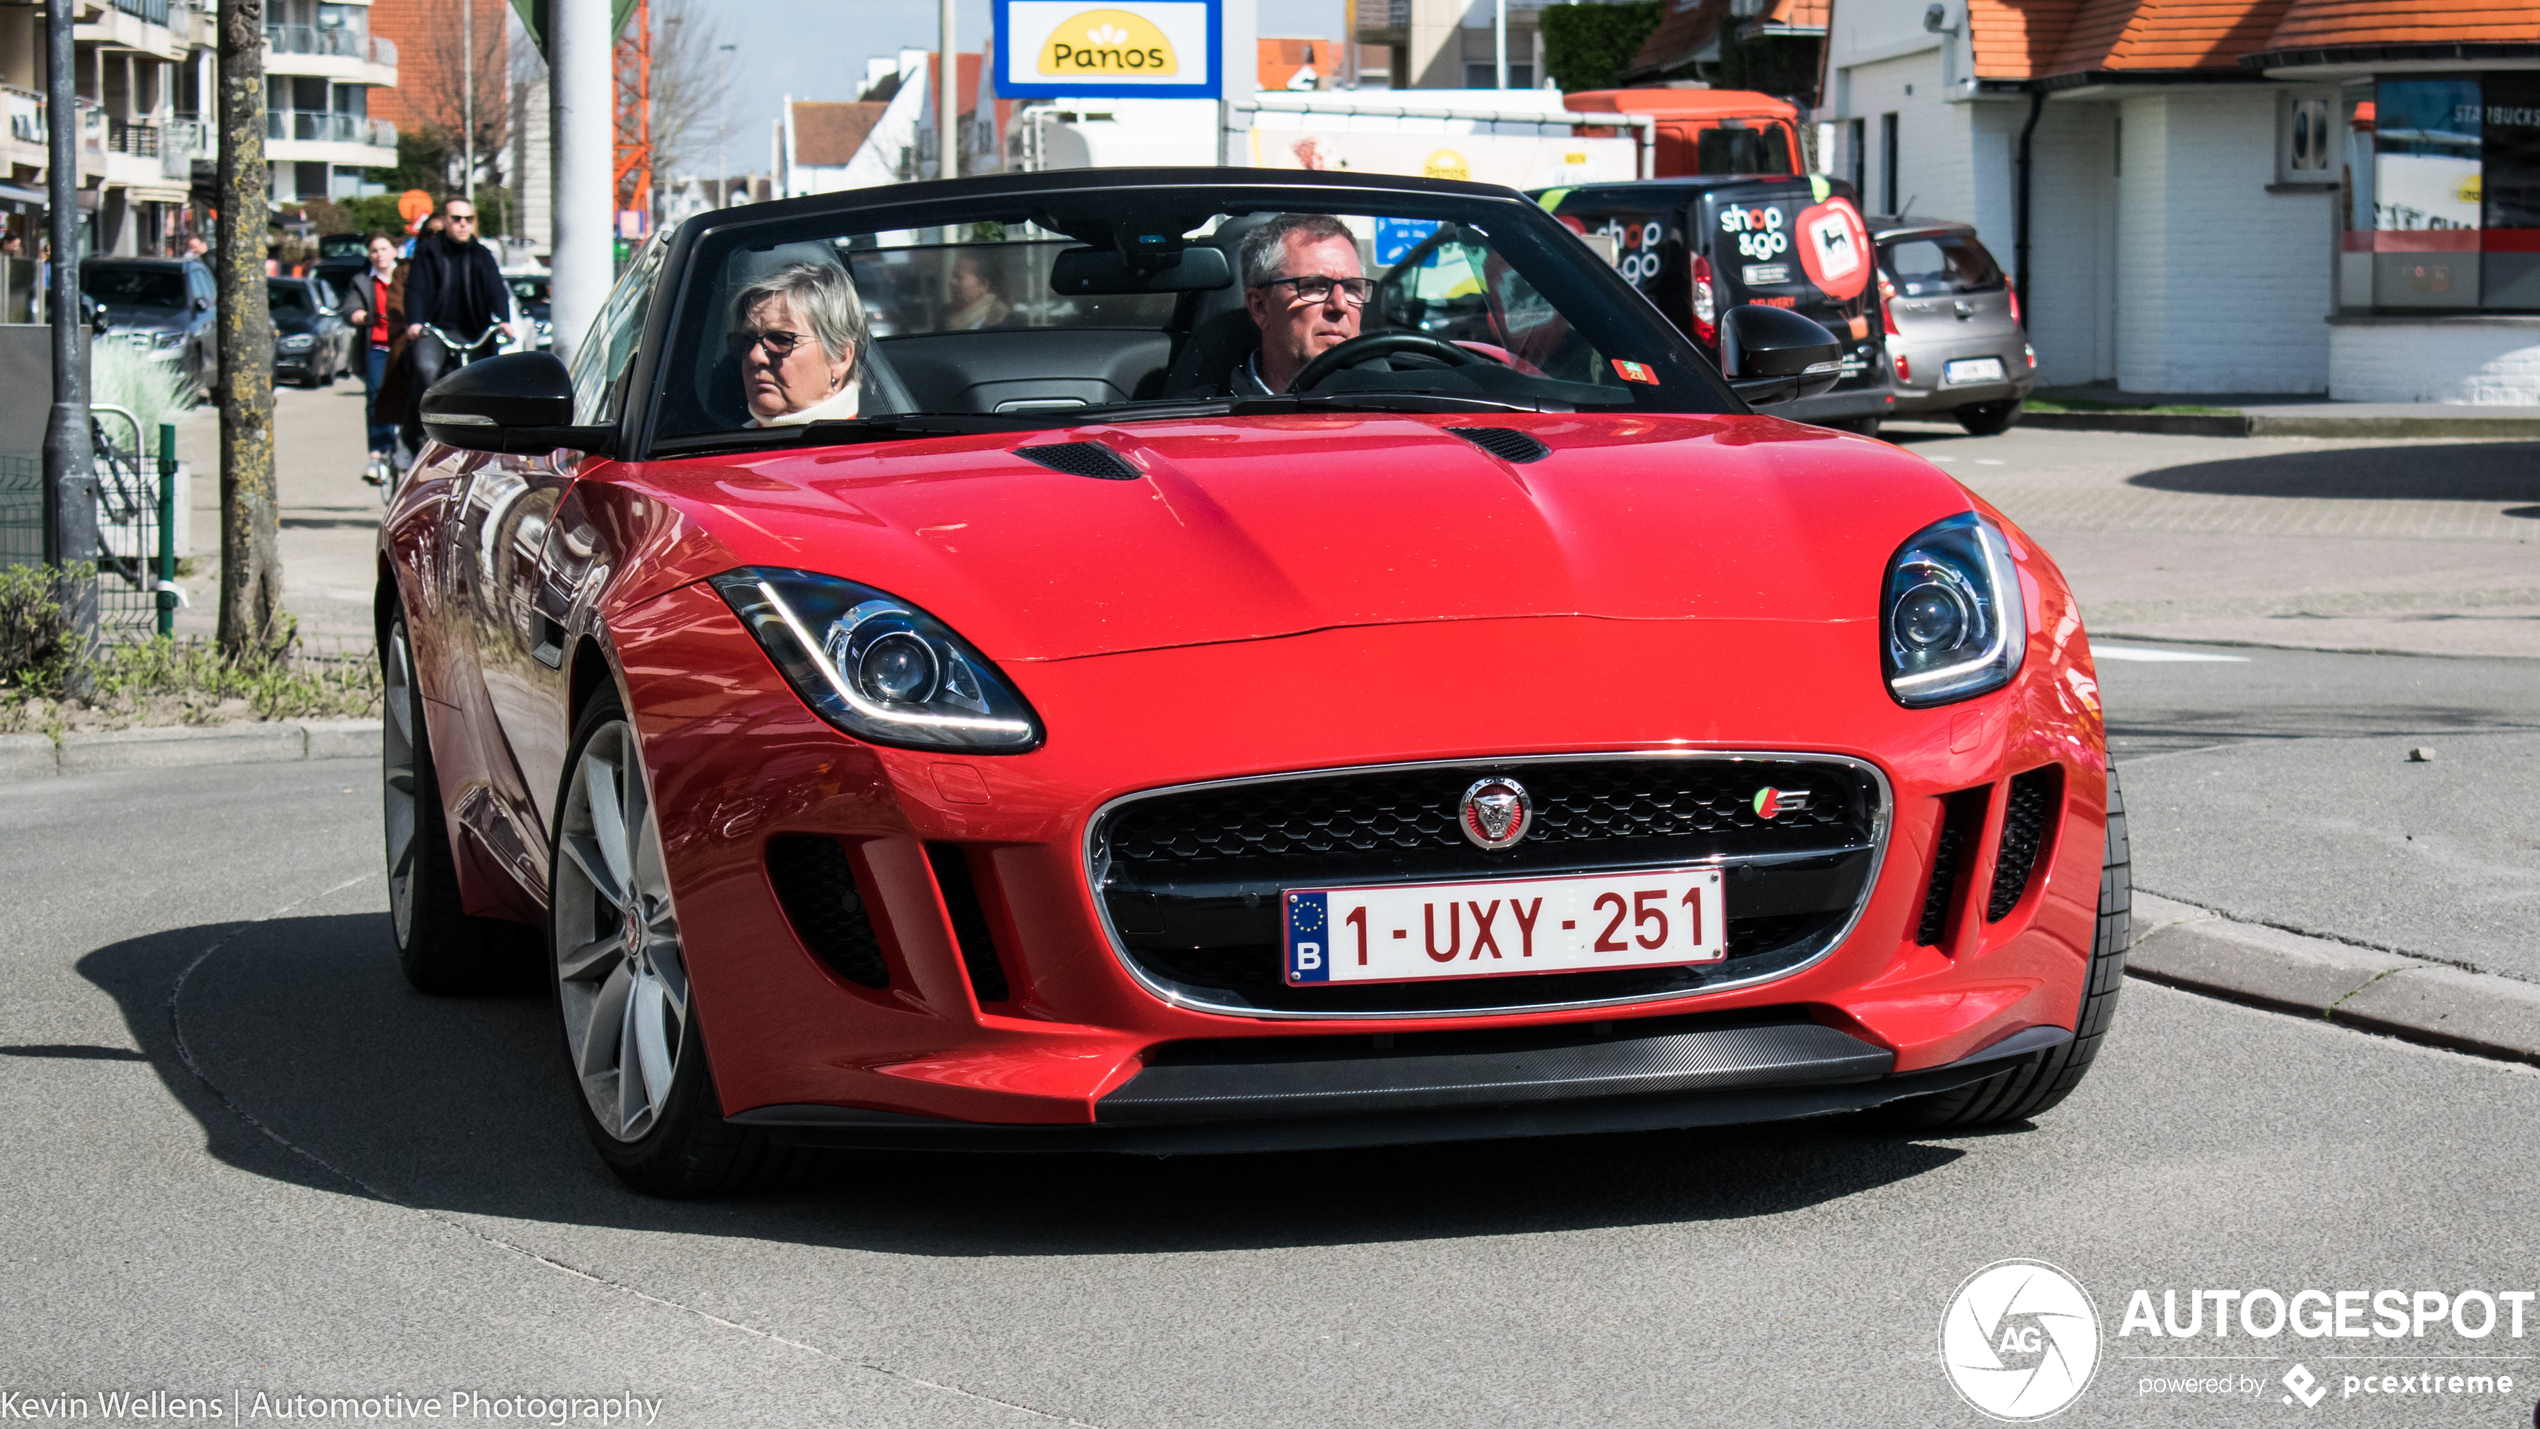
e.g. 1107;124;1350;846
1494;0;1507;89
717;42;734;204
462;0;475;202
938;0;955;179
215;0;281;655
550;0;610;363
40;0;94;658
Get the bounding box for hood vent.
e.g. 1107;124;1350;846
1445;427;1550;465
1016;441;1142;481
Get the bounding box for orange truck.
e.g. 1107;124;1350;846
1561;89;1805;179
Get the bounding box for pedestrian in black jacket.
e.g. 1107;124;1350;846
397;197;514;453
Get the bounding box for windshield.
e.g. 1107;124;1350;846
1880;234;2003;296
267;280;314;313
649;191;1731;445
83;266;184;310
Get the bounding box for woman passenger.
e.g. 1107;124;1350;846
732;262;868;426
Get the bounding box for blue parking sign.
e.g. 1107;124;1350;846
1375;218;1442;266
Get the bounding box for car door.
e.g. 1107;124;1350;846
449;234;669;836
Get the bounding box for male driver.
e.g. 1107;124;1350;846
1233;213;1370;394
397;197;514;455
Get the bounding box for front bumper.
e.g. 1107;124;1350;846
612;574;2108;1135
732;1022;2071;1154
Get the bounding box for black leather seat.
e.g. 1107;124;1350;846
1161;216;1274;397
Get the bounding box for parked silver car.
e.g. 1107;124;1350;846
1871;219;2032;435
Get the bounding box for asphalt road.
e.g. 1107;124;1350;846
2099;645;2540;979
7;754;2539;1428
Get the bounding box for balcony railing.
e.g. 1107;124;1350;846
5;87;40;146
265;23;368;58
158;117;204;176
114;0;171;24
265;110;396;149
107;117;159;158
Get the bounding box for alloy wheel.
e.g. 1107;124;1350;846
553;720;689;1142
382;623;420;945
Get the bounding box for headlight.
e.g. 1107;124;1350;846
1882;512;2025;707
153;329;187;350
710;568;1043;752
278;333;314;350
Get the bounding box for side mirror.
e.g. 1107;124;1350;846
88;301;108;335
1719;304;1844;406
192;295;209;312
420;350;615;455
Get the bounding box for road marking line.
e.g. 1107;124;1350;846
2094;645;2251;663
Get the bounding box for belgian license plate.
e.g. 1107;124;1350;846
1284;869;1726;986
1945;357;2007;384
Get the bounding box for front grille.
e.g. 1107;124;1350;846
767;835;889;988
1987;766;2061;922
1917;787;1990;947
1092;755;1885;1016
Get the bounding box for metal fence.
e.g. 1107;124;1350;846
0;419;183;638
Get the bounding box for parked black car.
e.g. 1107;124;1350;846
1533;176;1894;433
313;232;370;293
269;275;354;387
80;257;216;398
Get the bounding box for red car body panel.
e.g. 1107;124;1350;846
382;410;2108;1131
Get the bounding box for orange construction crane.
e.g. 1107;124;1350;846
612;0;652;234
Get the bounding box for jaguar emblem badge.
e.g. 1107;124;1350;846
1459;777;1533;851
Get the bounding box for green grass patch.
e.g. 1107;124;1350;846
0;563;379;736
2026;398;2243;416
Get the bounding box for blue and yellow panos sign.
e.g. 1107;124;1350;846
994;0;1221;100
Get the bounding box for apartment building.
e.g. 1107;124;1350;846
264;0;401;204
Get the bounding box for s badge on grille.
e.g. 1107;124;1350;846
1460;777;1533;850
1753;786;1812;820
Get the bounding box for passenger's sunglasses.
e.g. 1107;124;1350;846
1257;274;1374;306
446;213;477;226
728;327;812;358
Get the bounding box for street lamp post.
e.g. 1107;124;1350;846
718;42;735;204
40;0;94;657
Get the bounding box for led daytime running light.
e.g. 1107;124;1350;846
753;579;1033;738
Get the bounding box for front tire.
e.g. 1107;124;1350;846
384;614;533;993
1887;766;2130;1129
549;690;814;1196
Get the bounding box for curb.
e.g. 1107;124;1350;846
0;719;381;782
2125;891;2540;1067
2018;410;2540;439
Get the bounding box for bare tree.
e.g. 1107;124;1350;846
648;0;735;194
400;0;512;193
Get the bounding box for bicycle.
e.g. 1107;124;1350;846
376;320;513;501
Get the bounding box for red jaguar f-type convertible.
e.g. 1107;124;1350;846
384;169;2126;1195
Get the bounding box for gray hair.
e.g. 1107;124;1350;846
1238;213;1356;291
732;261;867;363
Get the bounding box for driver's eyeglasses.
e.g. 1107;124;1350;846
727;327;811;358
1258;274;1375;306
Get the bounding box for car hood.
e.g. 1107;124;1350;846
612;413;1980;663
103;306;185;330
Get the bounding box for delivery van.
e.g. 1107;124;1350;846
1536;174;1894;432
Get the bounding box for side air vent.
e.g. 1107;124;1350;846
766;835;889;988
1016;441;1141;481
1987;766;2063;922
1444;426;1550;464
926;843;1012;1004
1917;787;1990;947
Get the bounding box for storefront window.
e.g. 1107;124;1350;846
2342;76;2540;312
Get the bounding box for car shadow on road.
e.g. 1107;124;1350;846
81;911;1976;1257
2125;442;2540;502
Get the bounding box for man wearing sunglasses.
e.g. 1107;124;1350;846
395;197;516;455
1235;214;1372;395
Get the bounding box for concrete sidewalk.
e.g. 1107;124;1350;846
169;377;381;651
2026;385;2540;438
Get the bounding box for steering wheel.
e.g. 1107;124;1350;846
1288;331;1498;391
